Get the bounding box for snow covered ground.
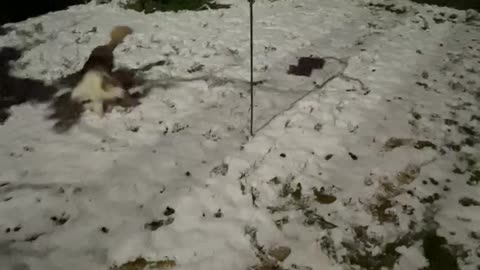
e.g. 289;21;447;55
0;0;479;269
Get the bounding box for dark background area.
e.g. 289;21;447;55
0;0;88;25
0;0;479;26
411;0;480;12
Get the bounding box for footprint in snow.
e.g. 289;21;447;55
50;213;69;226
5;226;21;233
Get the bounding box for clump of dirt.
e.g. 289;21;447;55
303;209;336;229
111;257;176;270
245;226;306;270
383;137;436;151
163;206;175;216
459;197;480;206
214;209;223;218
367;164;421;223
312;187;336;204
144;217;174;231
415;140;437;150
210;162;229;176
369;196;397;223
268;246;291;262
420;193;441;204
396;164;421;185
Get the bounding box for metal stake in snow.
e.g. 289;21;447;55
248;0;254;136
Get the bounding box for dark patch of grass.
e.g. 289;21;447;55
369;196;397;223
415;140;437;150
111;257;176;270
339;228;461;270
124;0;230;14
343;231;417;270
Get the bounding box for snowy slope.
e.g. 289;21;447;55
0;0;479;270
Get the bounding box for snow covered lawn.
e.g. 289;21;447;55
0;0;479;270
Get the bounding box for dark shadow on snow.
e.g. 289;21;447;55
0;47;59;124
47;59;166;133
0;45;166;133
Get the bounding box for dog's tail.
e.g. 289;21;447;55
107;25;133;48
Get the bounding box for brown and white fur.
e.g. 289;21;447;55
70;25;133;116
70;69;126;116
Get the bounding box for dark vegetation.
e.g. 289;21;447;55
411;0;480;11
337;225;462;270
0;0;230;25
124;0;230;13
0;0;90;25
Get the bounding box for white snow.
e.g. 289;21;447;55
0;0;479;270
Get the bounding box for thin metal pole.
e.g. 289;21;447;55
249;0;254;136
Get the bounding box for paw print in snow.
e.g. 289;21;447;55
203;129;221;142
210;163;229;176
